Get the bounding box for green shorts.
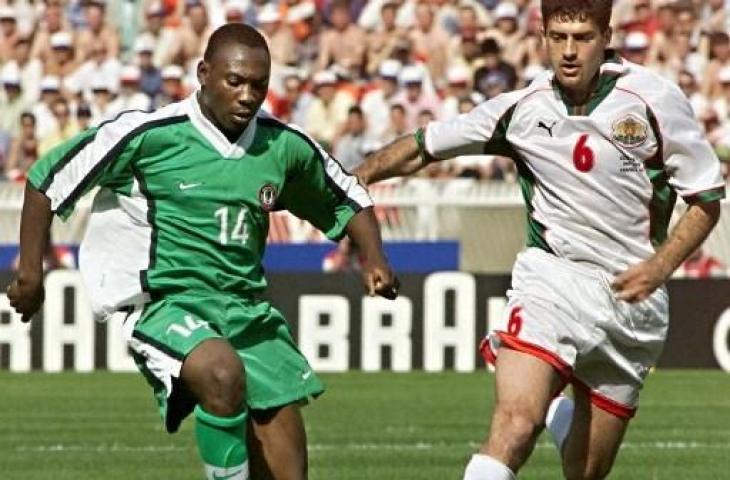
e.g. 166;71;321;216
124;294;324;433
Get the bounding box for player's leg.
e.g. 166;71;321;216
247;402;307;480
464;347;564;479
560;385;629;480
181;338;250;480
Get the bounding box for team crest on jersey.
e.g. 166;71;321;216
611;114;648;148
259;184;278;211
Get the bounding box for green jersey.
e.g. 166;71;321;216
28;94;371;319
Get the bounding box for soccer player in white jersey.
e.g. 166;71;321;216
356;0;724;478
7;24;398;480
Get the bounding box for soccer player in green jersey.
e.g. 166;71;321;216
356;1;722;479
7;24;398;480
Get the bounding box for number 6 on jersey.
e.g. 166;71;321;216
573;134;595;172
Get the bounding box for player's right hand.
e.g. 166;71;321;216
6;273;45;323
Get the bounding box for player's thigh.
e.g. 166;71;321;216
247;403;307;480
562;386;629;480
227;302;324;410
494;348;564;413
181;337;246;411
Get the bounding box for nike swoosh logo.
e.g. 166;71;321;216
179;182;202;190
212;469;244;480
302;370;313;380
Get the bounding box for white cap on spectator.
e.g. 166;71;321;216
447;65;470;85
120;64;141;83
63;75;81;94
257;3;280;24
624;31;649;50
50;31;73;49
224;0;247;18
287;1;315;23
134;34;156;54
90;73;114;92
523;64;546;82
378;59;402;79
161;64;184;81
400;65;423;85
313;70;337;86
40;75;61;91
494;2;518;20
146;0;165;16
0;5;16;20
1;63;21;85
718;65;730;84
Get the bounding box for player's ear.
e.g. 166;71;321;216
197;60;209;88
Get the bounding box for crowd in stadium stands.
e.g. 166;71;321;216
1;0;730;184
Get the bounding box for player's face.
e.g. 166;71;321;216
198;44;270;139
544;16;611;101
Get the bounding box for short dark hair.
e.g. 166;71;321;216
348;105;363;116
541;0;612;33
203;23;269;62
390;104;405;114
20;111;35;124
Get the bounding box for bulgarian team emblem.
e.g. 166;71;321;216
259;183;277;212
611;114;648;148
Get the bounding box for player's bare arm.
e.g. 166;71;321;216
613;200;721;302
345;207;399;299
355;134;426;185
6;183;53;322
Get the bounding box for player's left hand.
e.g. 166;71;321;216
612;257;671;303
362;257;399;300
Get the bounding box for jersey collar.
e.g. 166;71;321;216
552;49;628;116
186;91;258;158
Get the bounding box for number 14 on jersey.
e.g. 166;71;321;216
214;206;250;245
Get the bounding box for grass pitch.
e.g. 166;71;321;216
1;371;729;479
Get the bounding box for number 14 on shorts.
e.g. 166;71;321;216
167;315;211;338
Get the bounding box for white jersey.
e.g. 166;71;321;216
420;54;725;274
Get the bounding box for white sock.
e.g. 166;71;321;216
463;453;516;480
545;395;574;451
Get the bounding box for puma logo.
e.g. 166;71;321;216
537;120;557;137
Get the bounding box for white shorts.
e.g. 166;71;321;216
482;248;669;418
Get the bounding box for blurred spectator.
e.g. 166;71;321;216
622;31;650;65
45;31;79;79
702;31;730;99
278;73;314;127
108;65;152;115
379;103;409;146
484;2;528;69
305;70;354;150
6;36;42;104
258;3;297;67
439;64;479;118
30;2;70;62
174;0;212;70
473;38;517;93
408;2;449;84
76;102;93;131
333;105;368;172
32;76;62;139
366;1;408;76
358;0;416;32
0;65;30;163
70;41;122;100
391;65;440;130
361;59;401;144
4;112;38;182
677;70;710;118
88;73;117;125
712;66;730;122
156;64;186;107
39;97;79;156
139;0;178;68
0;5;20;64
75;0;120;63
135;35;163;101
701;0;728;34
317;0;367;77
677;247;728;278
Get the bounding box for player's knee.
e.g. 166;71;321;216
200;361;245;416
491;407;543;450
562;455;613;480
